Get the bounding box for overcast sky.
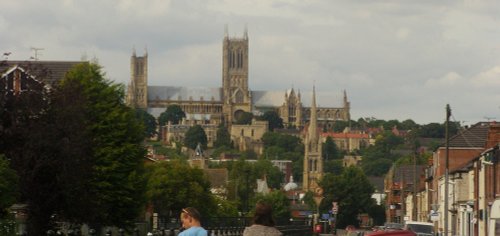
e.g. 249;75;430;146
2;0;499;125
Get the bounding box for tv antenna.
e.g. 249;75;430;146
30;47;44;60
483;116;496;121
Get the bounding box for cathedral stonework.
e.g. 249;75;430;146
126;28;350;147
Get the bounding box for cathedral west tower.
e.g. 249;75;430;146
222;27;252;124
126;49;148;109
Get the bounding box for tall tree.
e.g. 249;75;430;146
0;155;18;218
135;108;157;138
319;167;375;228
52;62;147;230
184;125;208;150
144;160;216;218
322;136;341;160
214;124;231;148
252;191;290;218
158;105;185;126
259;111;283;131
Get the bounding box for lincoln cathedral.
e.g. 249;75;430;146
126;28;350;134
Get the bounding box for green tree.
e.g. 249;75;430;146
332;120;350;132
234;111;253;125
214;124;231;148
259;111;283;131
184;125;208;150
322;136;341;160
362;158;393;176
319;167;375;228
0;155;18;218
324;159;344;175
252;191;290;218
135;108;157;138
254;159;284;190
158;105;185;126
55;63;147;229
144;160;216;218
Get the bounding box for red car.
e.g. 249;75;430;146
365;230;416;236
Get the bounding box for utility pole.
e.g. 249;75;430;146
413;138;418;221
444;104;451;236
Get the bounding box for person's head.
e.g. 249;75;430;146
252;201;275;227
180;207;202;229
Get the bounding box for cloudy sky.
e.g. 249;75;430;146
1;0;499;125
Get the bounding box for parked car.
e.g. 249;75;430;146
365;230;416;236
384;222;404;231
404;221;434;236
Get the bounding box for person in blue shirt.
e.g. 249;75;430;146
179;207;207;236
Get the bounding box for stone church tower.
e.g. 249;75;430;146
126;49;148;109
280;88;302;128
222;27;252;124
303;86;323;192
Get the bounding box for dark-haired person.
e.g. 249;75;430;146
243;202;283;236
179;207;207;236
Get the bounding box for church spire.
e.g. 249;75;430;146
308;85;317;140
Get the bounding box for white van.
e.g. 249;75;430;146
404;221;434;236
490;199;500;236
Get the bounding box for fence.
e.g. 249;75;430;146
42;217;312;236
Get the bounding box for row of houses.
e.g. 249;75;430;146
385;122;500;236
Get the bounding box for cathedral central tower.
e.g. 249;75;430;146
222;27;252;124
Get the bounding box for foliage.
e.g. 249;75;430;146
322;136;342;160
214;124;231;148
184;125;208;150
54;63;147;229
261;132;304;182
262;132;303;154
362;158;393;176
144;160;216;218
254;159;284;189
0;155;18;218
258;111;284;131
158;105;185;126
227;159;255;212
319;167;375;228
324;159;344;175
374;131;404;152
301;191;316;210
212;197;239;217
234;111;253;125
331;120;350;132
251;191;290;218
135;108;157;138
0;63;147;234
418;121;459;138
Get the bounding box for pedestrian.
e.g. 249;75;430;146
179;207;207;236
243;201;283;236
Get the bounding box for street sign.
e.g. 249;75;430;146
332;201;339;214
430;212;439;222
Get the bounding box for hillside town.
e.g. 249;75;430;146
1;2;500;232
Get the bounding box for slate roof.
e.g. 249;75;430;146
368;176;385;192
147;86;222;102
0;60;82;86
448;122;490;148
392;165;425;184
204;168;228;188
